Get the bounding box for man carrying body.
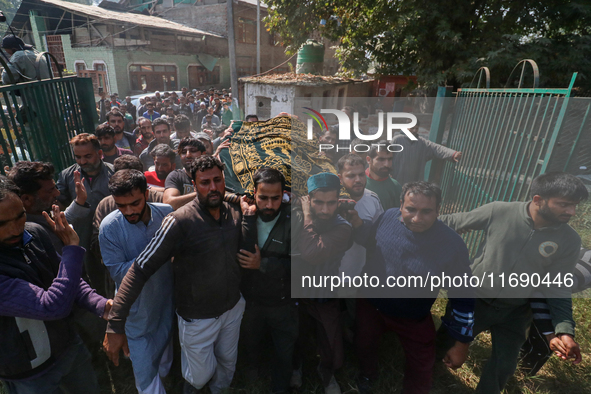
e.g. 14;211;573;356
144;144;176;190
391;124;461;185
365;141;402;211
240;168;299;394
139;118;182;171
100;170;174;394
349;181;475;394
295;173;353;394
163;138;206;210
439;172;587;394
96;124;133;165
105;156;252;393
0;177;110;393
318;128;338;164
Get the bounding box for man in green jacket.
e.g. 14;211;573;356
439;172;588;394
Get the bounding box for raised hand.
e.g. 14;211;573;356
239;195;257;216
73;170;87;206
42;204;79;246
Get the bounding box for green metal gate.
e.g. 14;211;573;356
433;60;580;253
0;56;97;175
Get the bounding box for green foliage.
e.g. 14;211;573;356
264;0;591;90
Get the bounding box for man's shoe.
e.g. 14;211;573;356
290;368;303;388
324;375;341;394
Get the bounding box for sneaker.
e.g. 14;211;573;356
324;375;341;394
290;368;302;388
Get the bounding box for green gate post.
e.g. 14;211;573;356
426;86;453;182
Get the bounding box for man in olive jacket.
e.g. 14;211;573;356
439;172;588;394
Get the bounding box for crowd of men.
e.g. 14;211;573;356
0;99;589;394
97;88;236;135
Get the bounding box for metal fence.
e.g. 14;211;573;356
432;60;584;254
0;75;97;176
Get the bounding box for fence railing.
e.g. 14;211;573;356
0;75;97;175
431;60;582;255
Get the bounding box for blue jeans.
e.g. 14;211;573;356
3;336;99;394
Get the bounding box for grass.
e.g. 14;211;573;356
2;201;591;394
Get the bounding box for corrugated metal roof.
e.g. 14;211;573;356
38;0;225;38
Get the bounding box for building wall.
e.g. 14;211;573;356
161;4;227;36
244;83;296;119
63;33;232;96
161;2;293;77
112;50;231;95
62;35;119;94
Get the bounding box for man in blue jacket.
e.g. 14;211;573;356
349;181;475;394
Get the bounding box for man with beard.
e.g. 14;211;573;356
239;168;300;394
139;118;182;171
348;182;475;394
163;138;206;210
318;128;338;163
8;161;89;254
438;172;588;394
96;124;133;165
294;173;353;394
365;141;402;211
105;156;253;394
144;144;176;190
390;124;461;185
134;117;155;156
100;170;174;394
107;109;135;151
57;133;114;296
0;177;111;393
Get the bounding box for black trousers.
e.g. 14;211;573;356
241;301;299;393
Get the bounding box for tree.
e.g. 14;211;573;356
264;0;591;91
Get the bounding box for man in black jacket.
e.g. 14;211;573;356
239;168;300;394
105;156;254;394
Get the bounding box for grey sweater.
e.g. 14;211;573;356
440;201;581;335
